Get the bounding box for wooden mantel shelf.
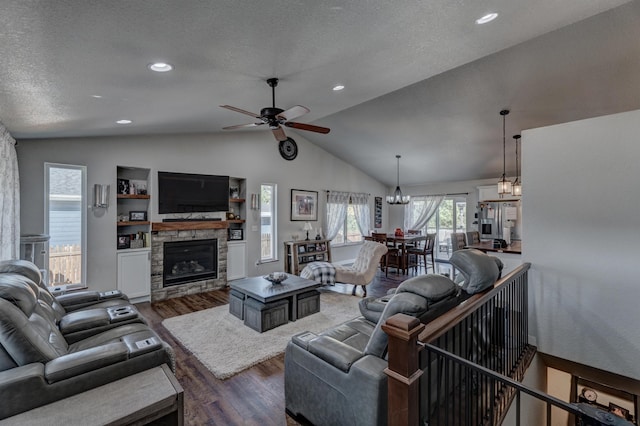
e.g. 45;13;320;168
152;221;229;231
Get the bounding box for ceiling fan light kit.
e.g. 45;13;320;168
386;155;410;205
220;78;330;160
497;109;512;196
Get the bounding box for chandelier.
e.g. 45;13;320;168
386;155;410;205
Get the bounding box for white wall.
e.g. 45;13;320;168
523;109;640;379
16;131;387;291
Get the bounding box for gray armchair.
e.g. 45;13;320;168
0;263;174;420
284;274;461;425
285;249;504;425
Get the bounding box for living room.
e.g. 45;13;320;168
2;1;640;424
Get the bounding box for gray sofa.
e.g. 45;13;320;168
284;249;502;425
0;260;174;420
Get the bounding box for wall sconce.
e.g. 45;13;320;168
250;193;260;210
93;184;110;208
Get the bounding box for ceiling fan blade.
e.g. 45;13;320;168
220;105;261;119
222;122;265;130
276;105;310;121
272;126;288;142
284;121;331;134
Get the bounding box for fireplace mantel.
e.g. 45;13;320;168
152;221;229;231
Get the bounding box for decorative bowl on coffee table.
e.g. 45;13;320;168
264;272;288;284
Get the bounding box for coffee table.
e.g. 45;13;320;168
229;274;322;330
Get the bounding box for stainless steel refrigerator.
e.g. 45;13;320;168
477;200;521;242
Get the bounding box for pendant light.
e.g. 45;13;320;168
497;109;512;196
512;134;522;196
386;155;410;205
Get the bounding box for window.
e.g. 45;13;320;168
45;163;86;286
260;183;277;262
333;202;365;245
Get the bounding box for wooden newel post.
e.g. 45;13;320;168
382;313;425;426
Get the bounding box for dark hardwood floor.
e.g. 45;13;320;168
136;266;430;425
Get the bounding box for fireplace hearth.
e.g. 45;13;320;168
163;239;217;287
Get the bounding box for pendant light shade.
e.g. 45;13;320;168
512;134;522;196
386;155;410;205
497;110;512;195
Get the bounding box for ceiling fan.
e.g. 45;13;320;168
220;78;330;160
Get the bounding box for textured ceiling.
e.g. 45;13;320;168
1;0;638;186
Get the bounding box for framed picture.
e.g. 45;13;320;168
315;254;324;261
117;179;130;195
610;403;630;420
129;179;147;195
229;186;240;199
229;229;243;240
129;211;147;221
307;245;315;252
298;245;306;254
117;235;130;249
291;189;318;221
374;196;382;228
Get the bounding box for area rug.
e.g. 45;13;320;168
161;291;361;379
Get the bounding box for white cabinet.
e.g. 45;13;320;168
227;241;247;281
117;248;151;300
478;185;499;201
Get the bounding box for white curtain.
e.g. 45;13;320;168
0;122;20;259
324;191;350;241
404;195;444;231
350;192;370;236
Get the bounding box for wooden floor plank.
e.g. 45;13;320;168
136;266;431;425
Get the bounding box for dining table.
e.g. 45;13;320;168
364;234;427;275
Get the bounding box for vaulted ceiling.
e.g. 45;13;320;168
1;0;639;186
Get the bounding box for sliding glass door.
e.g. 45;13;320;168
426;197;467;260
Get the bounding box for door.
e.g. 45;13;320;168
426;197;467;260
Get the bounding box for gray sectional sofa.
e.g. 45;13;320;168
0;259;175;420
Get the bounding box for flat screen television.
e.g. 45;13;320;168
158;171;229;214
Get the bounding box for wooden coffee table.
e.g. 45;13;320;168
229;274;322;326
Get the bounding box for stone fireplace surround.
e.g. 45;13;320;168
150;221;228;302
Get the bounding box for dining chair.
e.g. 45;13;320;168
450;232;467;252
466;231;481;245
407;233;436;274
371;232;402;276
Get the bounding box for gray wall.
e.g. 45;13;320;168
16;131;387;291
523;109;640;379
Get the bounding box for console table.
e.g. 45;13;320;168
0;364;183;426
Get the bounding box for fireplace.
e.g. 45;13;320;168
163;239;217;287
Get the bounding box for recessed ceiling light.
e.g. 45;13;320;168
91;95;102;99
333;85;345;91
476;13;498;24
116;119;132;124
148;62;173;72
